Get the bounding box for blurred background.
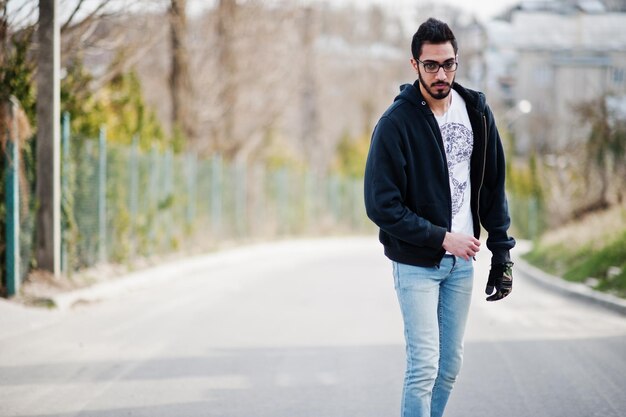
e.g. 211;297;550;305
1;0;625;299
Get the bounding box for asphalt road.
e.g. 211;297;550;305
1;237;625;417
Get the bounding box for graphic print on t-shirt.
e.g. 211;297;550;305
435;89;474;238
440;122;473;217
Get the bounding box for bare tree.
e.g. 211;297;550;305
1;0;149;92
574;96;626;215
189;0;301;161
299;7;320;170
1;1;7;67
214;0;237;157
61;0;168;91
168;0;196;146
36;0;61;275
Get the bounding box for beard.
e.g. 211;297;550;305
418;68;454;100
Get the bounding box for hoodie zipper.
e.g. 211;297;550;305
430;115;451;269
432;116;453;232
475;114;488;232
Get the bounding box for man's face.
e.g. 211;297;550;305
411;42;457;101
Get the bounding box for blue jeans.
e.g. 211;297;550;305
392;256;474;417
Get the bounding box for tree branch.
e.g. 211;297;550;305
61;0;86;32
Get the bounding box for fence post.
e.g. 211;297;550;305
186;151;197;226
303;171;313;232
60;111;70;274
234;161;247;237
164;148;173;247
276;168;288;235
129;135;139;255
211;154;223;239
528;196;538;241
5;99;20;296
328;174;340;223
251;163;265;237
148;145;159;253
353;178;365;231
305;172;316;229
98;126;107;263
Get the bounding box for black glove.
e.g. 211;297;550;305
485;262;513;301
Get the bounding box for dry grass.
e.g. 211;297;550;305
539;203;626;251
526;203;626;297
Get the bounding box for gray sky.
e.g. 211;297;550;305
7;0;524;25
311;0;523;21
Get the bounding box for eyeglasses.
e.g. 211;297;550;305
416;59;458;73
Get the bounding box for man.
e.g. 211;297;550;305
364;18;515;417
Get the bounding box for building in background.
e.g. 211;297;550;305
484;0;626;154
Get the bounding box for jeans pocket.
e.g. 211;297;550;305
393;261;439;291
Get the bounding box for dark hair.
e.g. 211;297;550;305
411;18;458;60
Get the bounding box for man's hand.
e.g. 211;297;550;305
486;262;513;301
442;232;481;261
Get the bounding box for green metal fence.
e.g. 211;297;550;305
1;98;36;296
507;192;544;241
1;110;373;292
59;115;373;275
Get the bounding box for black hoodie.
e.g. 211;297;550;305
364;81;515;267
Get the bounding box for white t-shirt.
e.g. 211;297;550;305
434;89;474;239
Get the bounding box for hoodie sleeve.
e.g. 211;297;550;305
479;105;516;263
364;116;447;249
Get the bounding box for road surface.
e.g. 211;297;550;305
1;237;625;417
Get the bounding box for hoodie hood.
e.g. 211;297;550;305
395;82;423;107
394;80;486;112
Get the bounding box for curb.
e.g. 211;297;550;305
46;261;199;310
514;255;626;317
